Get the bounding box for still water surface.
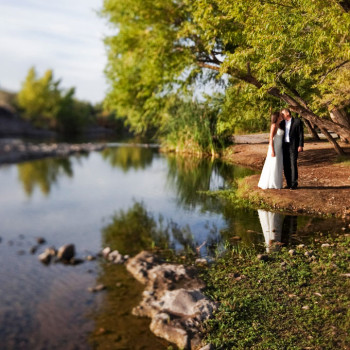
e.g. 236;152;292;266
0;144;344;349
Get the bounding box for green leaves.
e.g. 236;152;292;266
17;67;92;134
101;0;350;141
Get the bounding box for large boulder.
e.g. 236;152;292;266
126;251;216;349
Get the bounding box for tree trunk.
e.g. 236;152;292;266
319;127;345;155
337;0;350;12
329;107;350;142
267;87;350;142
329;107;350;128
303;118;320;141
203;62;350;153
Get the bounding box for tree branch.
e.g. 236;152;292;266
336;0;350;12
197;62;221;72
319;60;350;84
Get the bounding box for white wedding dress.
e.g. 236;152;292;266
258;128;284;189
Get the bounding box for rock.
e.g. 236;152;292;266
126;251;215;349
70;258;84;265
150;313;189;349
38;249;54;264
36;237;46;244
102;247;111;258
160;289;216;320
57;244;75;262
30;246;38;254
38;246;57;264
108;250;125;264
88;284;106;293
302;305;310;310
288;249;296;256
195;258;208;266
321;243;330;248
297;244;305;249
257;254;269;261
280;261;287;267
85;255;96;261
199;345;214;350
126;251;162;284
304;251;313;257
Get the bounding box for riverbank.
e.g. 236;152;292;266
222;140;350;219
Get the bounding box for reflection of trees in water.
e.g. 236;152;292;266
165;154;261;250
102;202;172;255
165;154;255;209
17;157;75;196
102;202;220;256
101;146;155;172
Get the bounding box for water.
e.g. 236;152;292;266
0;144;344;349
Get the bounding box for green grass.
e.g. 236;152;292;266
200;234;350;349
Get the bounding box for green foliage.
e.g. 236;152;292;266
216;81;278;135
17;67;61;127
160;94;222;154
17;67;92;134
101;0;350;144
201;234;350;349
102;201;199;255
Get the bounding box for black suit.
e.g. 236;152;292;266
280;117;304;188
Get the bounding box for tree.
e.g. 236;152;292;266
17;67;92;134
17;67;61;127
101;0;350;153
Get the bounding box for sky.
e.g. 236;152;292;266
0;0;111;103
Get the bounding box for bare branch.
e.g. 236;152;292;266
197;62;221;72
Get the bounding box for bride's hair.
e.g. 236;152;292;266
270;111;280;124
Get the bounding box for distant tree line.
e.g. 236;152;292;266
101;0;350;154
16;67;129;136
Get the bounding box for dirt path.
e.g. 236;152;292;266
222;138;350;220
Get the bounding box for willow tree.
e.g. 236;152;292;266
101;0;350;153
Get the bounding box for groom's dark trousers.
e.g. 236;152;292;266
280;117;304;188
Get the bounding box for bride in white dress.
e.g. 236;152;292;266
258;111;284;189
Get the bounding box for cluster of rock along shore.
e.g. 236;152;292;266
33;239;215;350
0;138;106;164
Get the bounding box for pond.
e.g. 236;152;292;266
0;144;344;349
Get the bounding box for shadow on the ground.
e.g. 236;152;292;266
298;186;350;190
298;146;350;167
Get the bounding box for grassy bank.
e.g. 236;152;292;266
199;233;350;349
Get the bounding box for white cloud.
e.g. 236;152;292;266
0;0;113;103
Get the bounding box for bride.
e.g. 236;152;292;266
258;111;284;189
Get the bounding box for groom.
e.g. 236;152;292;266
280;109;304;190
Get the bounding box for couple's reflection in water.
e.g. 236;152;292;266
257;209;297;252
